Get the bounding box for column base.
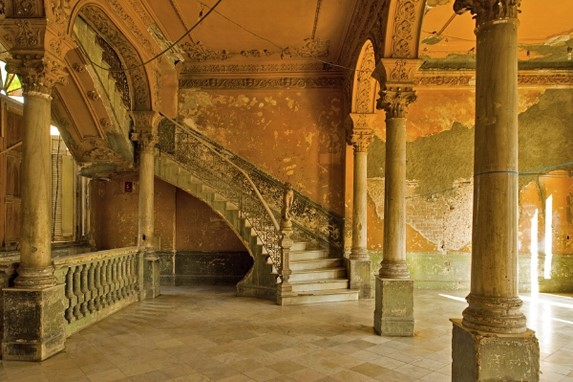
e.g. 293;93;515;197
143;256;161;299
451;319;540;382
373;277;414;336
2;285;66;361
346;258;372;299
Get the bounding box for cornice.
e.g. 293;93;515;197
415;69;573;88
179;75;344;90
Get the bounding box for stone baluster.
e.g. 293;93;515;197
451;1;540;380
94;261;103;310
65;268;75;323
372;58;420;336
346;113;376;299
111;258;119;303
87;262;96;313
132;111;162;299
80;264;89;316
73;265;82;320
105;259;113;306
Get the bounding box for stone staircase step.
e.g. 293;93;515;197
289;249;329;261
291;242;308;251
280;289;359;305
289;267;346;282
290;279;349;292
289;258;343;271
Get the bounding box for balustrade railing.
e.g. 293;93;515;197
158;116;343;253
53;247;139;335
158;116;284;275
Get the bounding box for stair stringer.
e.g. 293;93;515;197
155;154;278;301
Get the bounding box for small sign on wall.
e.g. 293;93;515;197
124;181;133;193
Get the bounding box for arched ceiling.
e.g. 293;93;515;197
141;0;358;70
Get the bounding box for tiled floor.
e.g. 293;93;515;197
1;285;572;381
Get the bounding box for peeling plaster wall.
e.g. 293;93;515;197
91;177;245;252
179;88;346;215
365;87;573;290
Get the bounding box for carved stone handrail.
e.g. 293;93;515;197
53;247;139;335
157;116;344;253
158;114;283;275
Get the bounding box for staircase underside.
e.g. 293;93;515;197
155;154;358;305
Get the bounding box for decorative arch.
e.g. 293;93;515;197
67;2;153;111
351;39;379;114
381;0;427;58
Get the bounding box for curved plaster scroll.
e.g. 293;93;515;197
382;0;426;59
351;40;379;114
67;2;152;111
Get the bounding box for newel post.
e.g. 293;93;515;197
277;183;294;304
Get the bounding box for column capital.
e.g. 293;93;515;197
347;113;375;152
377;87;417;119
454;0;521;26
132;110;162;132
5;54;67;95
374;59;421;119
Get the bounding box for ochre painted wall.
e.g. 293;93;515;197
179;87;346;215
90;177;246;253
366;88;573;258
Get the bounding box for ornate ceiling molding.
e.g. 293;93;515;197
180;38;330;63
179;76;343;90
352;41;377;114
339;0;388;69
415;70;573;88
79;5;151;110
181;62;329;75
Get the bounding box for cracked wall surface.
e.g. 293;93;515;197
179;88;346;215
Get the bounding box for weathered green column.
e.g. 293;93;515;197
133;112;161;299
373;59;419;336
346;113;375;298
451;1;540;380
2;56;67;360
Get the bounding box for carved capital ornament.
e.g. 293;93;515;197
348;113;376;152
454;0;521;27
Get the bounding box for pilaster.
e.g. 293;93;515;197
451;1;539;379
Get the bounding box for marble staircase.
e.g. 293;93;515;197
155;154;358;305
281;241;359;305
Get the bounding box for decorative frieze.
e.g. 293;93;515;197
415;70;573;87
179;76;343;90
182;62;328;75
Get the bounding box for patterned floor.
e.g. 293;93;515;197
1;285;572;381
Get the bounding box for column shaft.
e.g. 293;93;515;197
463;10;525;334
350;150;368;259
16;91;55;287
380;116;408;278
138;143;155;252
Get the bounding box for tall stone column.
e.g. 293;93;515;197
2;56;68;360
451;1;539;380
346;113;375;298
132;112;161;299
372;59;419;336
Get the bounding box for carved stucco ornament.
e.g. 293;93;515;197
374;58;421;118
347;113;376;152
5;56;67;94
454;0;521;26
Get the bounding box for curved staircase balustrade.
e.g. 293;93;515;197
157;115;344;254
157;115;284;277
